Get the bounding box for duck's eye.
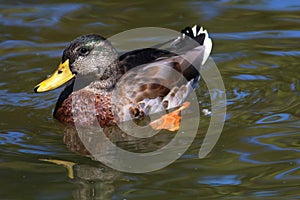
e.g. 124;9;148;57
78;47;89;56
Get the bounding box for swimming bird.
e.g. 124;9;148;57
34;25;212;131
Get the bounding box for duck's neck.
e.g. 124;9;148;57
86;64;119;93
87;78;115;92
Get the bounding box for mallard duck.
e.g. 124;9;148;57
34;25;212;131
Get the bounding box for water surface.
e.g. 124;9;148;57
1;0;300;199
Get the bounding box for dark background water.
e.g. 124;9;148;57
1;0;300;199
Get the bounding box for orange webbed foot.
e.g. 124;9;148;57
150;101;190;131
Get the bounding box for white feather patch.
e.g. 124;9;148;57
182;25;212;65
196;26;212;65
192;25;198;37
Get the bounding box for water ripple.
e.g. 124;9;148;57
231;0;300;11
212;30;300;40
232;74;271;81
274;165;300;180
0;131;54;155
256;113;291;124
0;40;66;61
245;132;300;153
0;3;84;27
0;89;57;109
261;51;300;57
0;40;66;49
228;131;300;166
198;174;242;186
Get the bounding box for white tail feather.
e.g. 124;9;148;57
181;25;212;65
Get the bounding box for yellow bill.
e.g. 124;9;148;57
34;59;75;93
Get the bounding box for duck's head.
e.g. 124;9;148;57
34;34;118;93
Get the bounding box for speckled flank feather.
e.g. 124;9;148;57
113;44;206;121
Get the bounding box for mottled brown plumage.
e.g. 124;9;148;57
35;25;212;130
55;90;115;127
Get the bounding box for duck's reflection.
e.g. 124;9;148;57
61;124;175;199
71;163;121;200
63;123;174;156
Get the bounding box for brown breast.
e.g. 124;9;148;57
54;90;116;127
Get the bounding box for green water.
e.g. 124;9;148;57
1;0;300;199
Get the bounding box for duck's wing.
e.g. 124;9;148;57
117;25;212;73
117;48;176;75
114;46;208;121
113;25;212;125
